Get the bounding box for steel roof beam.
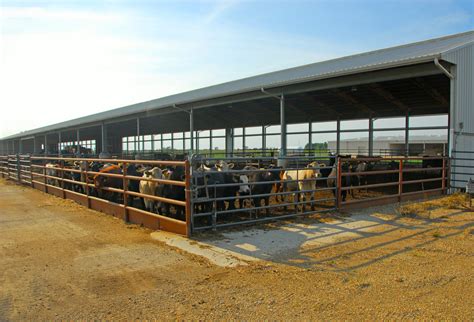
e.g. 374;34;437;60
368;83;409;112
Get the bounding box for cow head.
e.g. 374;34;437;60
215;160;234;171
238;174;251;195
307;161;322;178
94;174;107;188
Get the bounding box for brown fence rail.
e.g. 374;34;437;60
0;154;450;235
337;156;448;209
0;154;191;236
189;155;338;231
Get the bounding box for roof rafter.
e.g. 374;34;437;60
300;93;342;118
368;83;409;112
330;88;376;115
411;77;449;106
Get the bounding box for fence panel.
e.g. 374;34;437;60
2;155;191;236
338;156;448;208
0;153;460;235
189;155;337;232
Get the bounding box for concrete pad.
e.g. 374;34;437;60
202;213;402;262
150;231;258;267
151;212;420;268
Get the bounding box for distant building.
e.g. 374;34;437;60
328;135;447;156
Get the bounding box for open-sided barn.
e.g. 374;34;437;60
1;31;473;235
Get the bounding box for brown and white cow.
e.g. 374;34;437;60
281;161;323;211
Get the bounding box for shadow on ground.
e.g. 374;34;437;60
195;205;473;271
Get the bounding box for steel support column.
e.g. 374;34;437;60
189;108;194;155
308;121;312;155
225;128;233;157
45;135;48;156
242;127;246;155
101;123;108;153
280;94;287;158
58;132;62;156
404;111;410;156
336;118;341;154
368;116;374;156
136;118;140;156
76;129;80;156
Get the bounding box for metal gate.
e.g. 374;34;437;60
189;155;337;231
0;153;456;235
0;155;192;236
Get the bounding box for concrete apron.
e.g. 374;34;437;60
150;211;409;268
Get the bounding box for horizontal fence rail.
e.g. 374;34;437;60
189;155;338;231
0;154;191;236
0;153;458;235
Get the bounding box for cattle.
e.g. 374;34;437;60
93;164;123;203
421;156;444;190
246;167;280;215
281;161;322;211
350;161;368;196
139;167;169;213
160;166;186;219
327;161;351;202
203;166;247;212
125;163;145;208
45;163;59;186
69;160;87;193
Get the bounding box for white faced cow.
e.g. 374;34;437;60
45;163;60;186
281;161;323;211
139;167;169;213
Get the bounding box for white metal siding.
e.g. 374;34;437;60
442;43;474;189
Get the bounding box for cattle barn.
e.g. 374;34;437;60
1;31;473;236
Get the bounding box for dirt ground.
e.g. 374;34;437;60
0;178;473;320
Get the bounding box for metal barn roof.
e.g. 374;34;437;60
3;30;474;140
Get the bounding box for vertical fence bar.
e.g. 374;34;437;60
441;157;446;193
398;159;404;201
185;159;192;236
16;154;21;183
123;162;129;222
60;160;65;198
336;157;342;209
43;159;48;193
29;156;33;186
84;161;91;208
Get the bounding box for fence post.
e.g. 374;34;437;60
43;159;48;193
398;159;404;202
16;154;21;183
441;157;447;193
122;162;129;222
336;157;342;209
29;156;33;187
84;161;91;208
6;156;10;179
185;159;192;237
60;160;65;198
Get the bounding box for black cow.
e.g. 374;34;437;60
160;166;186;219
93;165;123;203
327;162;351;202
248;169;280;216
126;163;144;209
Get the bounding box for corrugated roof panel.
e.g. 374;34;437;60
3;30;473;140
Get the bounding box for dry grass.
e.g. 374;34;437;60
397;193;469;217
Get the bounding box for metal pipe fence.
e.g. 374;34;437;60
337;156;448;207
450;150;474;189
0;153;454;235
0;154;192;236
189;155;338;231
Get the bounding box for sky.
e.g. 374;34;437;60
0;0;473;139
